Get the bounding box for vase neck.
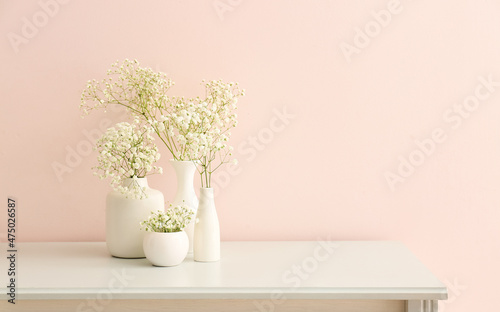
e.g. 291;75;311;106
170;160;197;189
122;177;148;188
198;188;215;208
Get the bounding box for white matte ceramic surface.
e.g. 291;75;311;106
143;231;189;266
169;160;199;254
193;188;220;262
106;178;164;258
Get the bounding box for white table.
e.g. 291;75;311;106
0;241;447;312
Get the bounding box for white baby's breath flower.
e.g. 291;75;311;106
140;205;194;233
80;59;244;189
93;122;162;199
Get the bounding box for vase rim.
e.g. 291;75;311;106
199;187;215;197
122;176;149;188
146;230;186;235
169;159;201;164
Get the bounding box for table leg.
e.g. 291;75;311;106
407;300;439;312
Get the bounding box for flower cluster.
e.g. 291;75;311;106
80;59;173;118
94;120;162;199
149;80;244;187
141;206;194;233
81;59;244;188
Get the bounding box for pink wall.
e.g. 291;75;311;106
1;0;499;310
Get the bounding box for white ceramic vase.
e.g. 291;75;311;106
170;160;199;254
106;178;164;258
193;188;220;262
143;231;189;266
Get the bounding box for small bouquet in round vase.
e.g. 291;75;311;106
94;120;164;258
141;206;194;266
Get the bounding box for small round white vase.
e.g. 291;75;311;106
143;231;189;266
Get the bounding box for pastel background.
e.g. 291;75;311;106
1;0;499;311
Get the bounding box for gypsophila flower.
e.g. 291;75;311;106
140;205;194;233
94;121;162;199
80;59;174;119
81;59;244;188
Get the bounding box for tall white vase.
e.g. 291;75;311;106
170;160;199;254
194;188;220;262
106;177;164;258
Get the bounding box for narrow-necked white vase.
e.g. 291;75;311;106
170;160;199;254
193;187;220;262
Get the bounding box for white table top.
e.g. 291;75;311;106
0;241;448;300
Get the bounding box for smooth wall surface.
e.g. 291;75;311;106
1;1;499;311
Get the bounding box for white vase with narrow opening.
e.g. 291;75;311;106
193;187;220;262
170;160;198;254
106;177;164;258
